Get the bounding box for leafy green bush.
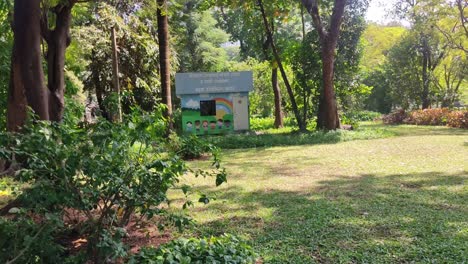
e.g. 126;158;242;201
0;109;226;263
250;117;295;130
340;114;359;129
129;234;258;264
170;134;218;160
0;215;64;263
343;110;381;121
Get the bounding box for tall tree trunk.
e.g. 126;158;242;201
44;5;73;122
302;0;344;130
421;49;430;109
317;44;340;129
258;0;306;131
7;0;49;131
157;0;173;130
271;67;283;128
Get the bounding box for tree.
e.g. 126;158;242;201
214;0;288;128
7;0;49;131
157;0;173;130
0;0;13;131
258;0;305;130
7;0;81;131
302;0;347;130
81;3;161;118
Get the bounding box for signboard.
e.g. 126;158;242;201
175;71;253;95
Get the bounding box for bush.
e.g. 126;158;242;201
343;110;382;122
0;109;226;263
250;117;295;130
447;111;468;129
170;134;218;160
129;234;258;264
382;109;408;125
404;108;450;126
382;108;467;129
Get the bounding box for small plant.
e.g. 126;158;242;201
129;234;258;264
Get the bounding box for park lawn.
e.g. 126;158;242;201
171;124;468;263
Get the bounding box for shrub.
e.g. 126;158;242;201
382;109;407;125
250;117;295;130
0;109;226;263
447;111;468;129
129;234;258;264
343;110;382;121
382;108;467;129
404;108;450;126
170;134;218;160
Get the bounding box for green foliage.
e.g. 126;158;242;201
129;234;258;264
0;215;65;263
0;0;13;132
249;117;295;131
170;134;218;160
207;128;393;149
76;2;162;116
360;24;406;71
342;110;382;122
363;69;393;114
173;4;230;72
0;108;226;262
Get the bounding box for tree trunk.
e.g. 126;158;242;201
317;44;340;129
271;67;283;128
421;52;430;109
302;0;344;130
157;0;173;130
7;0;49;131
46;5;73;122
111;27;122;122
258;0;306;131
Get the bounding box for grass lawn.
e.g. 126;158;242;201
170;123;468;263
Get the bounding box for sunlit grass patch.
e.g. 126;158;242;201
170;124;468;263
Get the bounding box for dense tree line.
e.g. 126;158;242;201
0;0;466;132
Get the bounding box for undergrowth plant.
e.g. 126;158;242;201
129;234;258;264
0;108;227;263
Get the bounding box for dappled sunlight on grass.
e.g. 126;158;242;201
171;128;468;263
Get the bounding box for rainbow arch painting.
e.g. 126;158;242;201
214;97;233;114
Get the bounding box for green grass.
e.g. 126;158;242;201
207;123;395;149
170;123;468;263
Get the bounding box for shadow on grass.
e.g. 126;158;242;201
185;171;468;263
